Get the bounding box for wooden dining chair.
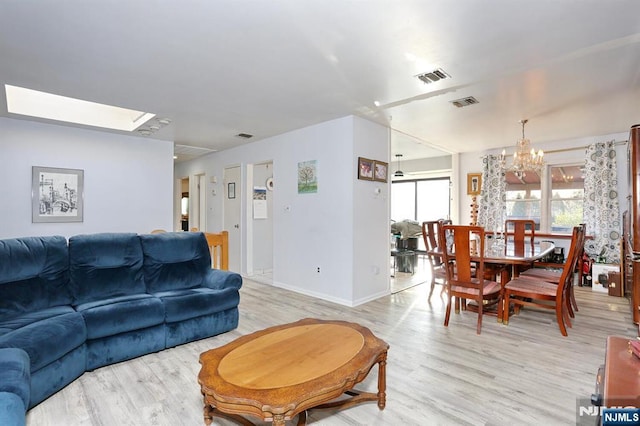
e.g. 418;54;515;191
502;225;582;336
422;219;452;300
204;231;229;270
519;224;585;317
505;219;535;255
439;224;502;334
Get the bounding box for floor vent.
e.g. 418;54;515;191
416;68;450;84
450;96;479;108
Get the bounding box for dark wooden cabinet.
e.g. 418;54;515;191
625;125;640;324
593;336;640;409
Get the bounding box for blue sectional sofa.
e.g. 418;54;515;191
0;232;242;425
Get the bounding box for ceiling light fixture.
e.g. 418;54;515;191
136;116;172;137
394;154;404;177
500;119;544;178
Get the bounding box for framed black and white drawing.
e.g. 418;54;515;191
32;166;84;223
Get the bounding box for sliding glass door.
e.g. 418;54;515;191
391;178;450;223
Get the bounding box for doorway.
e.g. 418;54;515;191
223;166;241;272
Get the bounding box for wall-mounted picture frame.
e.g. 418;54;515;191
228;182;236;199
298;160;318;194
467;173;482;195
373;161;388;183
32;166;84;223
358;157;374;180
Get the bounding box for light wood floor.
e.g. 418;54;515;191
27;277;635;425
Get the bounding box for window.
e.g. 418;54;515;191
505;163;584;234
391;178;450;223
549;165;584;233
391;177;451;250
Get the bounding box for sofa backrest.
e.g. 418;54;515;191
69;233;145;305
139;232;212;293
0;236;71;321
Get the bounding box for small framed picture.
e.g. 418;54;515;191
467;173;482;195
373;161;388;183
358;157;374;180
228;182;236;199
32;166;84;223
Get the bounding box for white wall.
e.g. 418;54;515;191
352;118;390;303
174;115;390;306
0;117;174;239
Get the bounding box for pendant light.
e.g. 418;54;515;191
394;154;404;177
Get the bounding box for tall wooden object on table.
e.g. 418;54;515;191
204;231;229;270
422;219;452;300
439;224;502;334
625;124;640;324
502;225;583;336
198;318;389;426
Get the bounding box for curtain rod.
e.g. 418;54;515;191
543;139;628;155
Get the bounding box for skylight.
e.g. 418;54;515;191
5;84;155;132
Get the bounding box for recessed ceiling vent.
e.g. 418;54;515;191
450;96;479;108
235;133;253;139
416;68;450;84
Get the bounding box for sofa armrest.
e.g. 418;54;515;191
0;348;30;423
203;269;242;291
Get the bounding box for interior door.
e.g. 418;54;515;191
224;166;241;272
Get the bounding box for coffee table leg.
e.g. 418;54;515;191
203;401;213;425
377;354;387;410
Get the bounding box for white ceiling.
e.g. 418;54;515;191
1;1;639;162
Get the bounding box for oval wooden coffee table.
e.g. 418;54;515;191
198;318;389;425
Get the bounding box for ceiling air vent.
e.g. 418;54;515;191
450;96;479;108
235;133;253;139
416;68;450;84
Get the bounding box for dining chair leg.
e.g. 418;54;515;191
444;296;452;327
563;303;572;329
502;293;510;325
569;284;578;312
556;304;568;336
476;302;483;334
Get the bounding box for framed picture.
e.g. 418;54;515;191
32;166;84;223
467;173;482;195
228;182;236;199
373;161;388;183
298;160;318;194
358;157;374;180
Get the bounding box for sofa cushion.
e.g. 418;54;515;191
75;294;165;340
0;236;71;321
69;233;145;305
0;306;74;335
153;287;240;323
0;348;30;409
139;232;212;293
0;312;86;372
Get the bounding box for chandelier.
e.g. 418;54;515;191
500;119;544;178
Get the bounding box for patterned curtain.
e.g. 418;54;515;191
583;140;621;263
477;155;506;232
